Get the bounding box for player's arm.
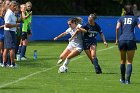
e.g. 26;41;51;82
0;25;4;29
115;22;121;45
100;32;108;48
21;11;32;19
138;24;140;29
53;32;67;40
69;28;87;41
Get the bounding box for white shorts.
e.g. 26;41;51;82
66;42;83;53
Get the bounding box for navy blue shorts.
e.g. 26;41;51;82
4;30;16;49
118;40;137;51
83;39;97;50
21;32;28;40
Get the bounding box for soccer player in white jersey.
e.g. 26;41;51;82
54;17;83;69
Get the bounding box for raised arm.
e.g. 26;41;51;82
115;22;121;45
53;32;67;40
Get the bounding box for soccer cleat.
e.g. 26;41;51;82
57;59;63;65
120;79;125;84
21;57;27;61
96;70;102;74
125;80;130;84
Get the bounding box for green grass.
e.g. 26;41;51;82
0;41;140;93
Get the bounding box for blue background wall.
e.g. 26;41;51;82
30;16;140;41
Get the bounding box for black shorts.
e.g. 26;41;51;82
118;40;137;51
21;32;28;40
83;39;97;50
4;30;16;49
27;30;31;35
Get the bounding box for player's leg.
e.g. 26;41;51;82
62;48;80;67
119;50;126;83
2;49;8;67
57;48;71;64
0;41;3;66
126;50;135;84
90;45;102;74
20;32;28;60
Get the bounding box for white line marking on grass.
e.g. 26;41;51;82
0;46;115;89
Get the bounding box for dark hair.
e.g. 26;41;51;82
124;5;134;15
68;17;83;24
89;13;97;19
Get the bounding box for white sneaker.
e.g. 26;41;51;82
0;63;3;67
21;57;27;61
57;59;63;64
9;64;17;68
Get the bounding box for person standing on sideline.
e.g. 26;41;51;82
19;2;32;60
69;13;108;74
115;5;140;84
0;4;5;66
2;1;20;67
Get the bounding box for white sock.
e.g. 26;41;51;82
63;58;70;67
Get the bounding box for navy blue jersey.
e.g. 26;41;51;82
81;22;102;41
118;16;140;41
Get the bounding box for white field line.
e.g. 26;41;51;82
0;46;115;89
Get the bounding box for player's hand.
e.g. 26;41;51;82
104;42;108;48
68;38;72;42
53;37;58;40
115;40;118;45
29;11;32;15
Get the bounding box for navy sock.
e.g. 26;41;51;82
126;64;132;82
0;53;3;64
92;58;101;71
7;53;11;65
18;46;22;54
20;45;26;58
120;64;126;81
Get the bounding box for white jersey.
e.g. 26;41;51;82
65;24;83;52
65;24;83;45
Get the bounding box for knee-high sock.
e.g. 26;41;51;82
0;53;2;64
7;52;11;65
92;57;101;71
63;58;70;67
18;46;22;54
126;64;132;82
20;45;26;58
120;64;126;80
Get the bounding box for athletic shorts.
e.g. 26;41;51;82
4;30;16;49
83;39;97;50
118;40;137;51
21;32;28;40
66;42;83;53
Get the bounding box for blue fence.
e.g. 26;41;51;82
30;15;140;41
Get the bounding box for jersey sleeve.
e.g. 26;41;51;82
65;28;71;34
96;24;103;34
81;24;89;31
137;17;140;25
117;17;122;23
4;13;11;24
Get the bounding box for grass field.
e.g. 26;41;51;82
0;41;140;93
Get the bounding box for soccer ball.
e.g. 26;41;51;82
58;65;68;73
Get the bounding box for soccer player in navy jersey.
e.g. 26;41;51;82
116;5;140;84
69;13;108;74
